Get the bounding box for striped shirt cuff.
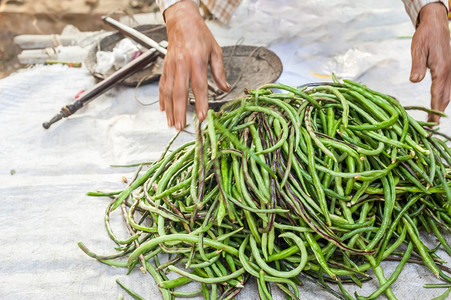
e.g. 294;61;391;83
156;0;239;24
401;0;449;26
156;0;200;15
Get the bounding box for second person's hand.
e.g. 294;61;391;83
159;0;231;130
410;2;451;124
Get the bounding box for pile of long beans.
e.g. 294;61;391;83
80;78;451;300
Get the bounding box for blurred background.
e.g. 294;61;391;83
0;0;158;78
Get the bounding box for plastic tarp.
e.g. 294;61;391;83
0;0;450;299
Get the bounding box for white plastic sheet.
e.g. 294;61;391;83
1;0;450;299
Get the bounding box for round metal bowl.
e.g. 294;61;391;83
85;24;283;108
84;24;167;87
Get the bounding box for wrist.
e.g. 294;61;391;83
418;2;448;27
163;0;201;24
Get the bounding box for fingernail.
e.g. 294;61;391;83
226;82;231;90
410;74;420;81
198;111;206;121
168;118;173;127
176;122;183;131
428;115;440;126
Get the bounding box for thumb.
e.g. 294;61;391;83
410;37;428;83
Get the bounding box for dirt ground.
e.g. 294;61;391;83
0;0;158;79
0;30;21;79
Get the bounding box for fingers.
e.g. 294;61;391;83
210;45;231;92
159;48;214;129
428;73;451;124
159;58;175;127
428;85;441;124
172;57;189;131
440;89;451;112
190;56;209;123
161;48;225;128
410;35;428;83
159;51;191;130
425;25;451;124
158;59;167;112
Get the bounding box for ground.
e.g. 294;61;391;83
0;30;21;79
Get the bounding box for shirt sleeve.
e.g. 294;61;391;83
155;0;200;15
201;0;240;24
155;0;240;24
401;0;449;26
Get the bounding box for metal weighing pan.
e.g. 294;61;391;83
85;24;283;108
85;24;167;87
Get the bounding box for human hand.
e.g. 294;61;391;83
159;0;230;130
410;2;451;124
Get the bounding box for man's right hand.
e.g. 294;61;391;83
159;0;230;131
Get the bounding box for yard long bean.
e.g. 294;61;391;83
80;79;451;299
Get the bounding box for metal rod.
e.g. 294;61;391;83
103;17;168;55
103;16;223;95
42;48;160;129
